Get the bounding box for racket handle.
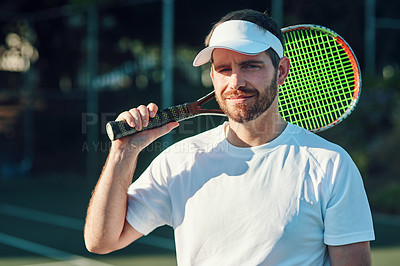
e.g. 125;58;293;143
106;103;194;140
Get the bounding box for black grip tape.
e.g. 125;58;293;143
106;103;194;140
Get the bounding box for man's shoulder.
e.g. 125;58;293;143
164;123;226;155
286;123;350;160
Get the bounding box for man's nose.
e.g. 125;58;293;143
229;72;246;90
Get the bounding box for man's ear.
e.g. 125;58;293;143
277;57;290;86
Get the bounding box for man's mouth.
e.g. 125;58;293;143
225;93;254;103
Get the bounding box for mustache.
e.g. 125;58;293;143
223;88;259;98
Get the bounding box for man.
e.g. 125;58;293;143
84;9;375;265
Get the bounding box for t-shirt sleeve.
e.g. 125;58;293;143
126;155;172;235
323;152;375;246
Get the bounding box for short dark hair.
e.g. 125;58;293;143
205;9;284;69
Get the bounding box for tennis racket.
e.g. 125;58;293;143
279;24;361;132
106;24;361;140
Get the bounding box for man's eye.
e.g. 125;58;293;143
219;68;231;73
244;64;260;69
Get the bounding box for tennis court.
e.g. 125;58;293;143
1;175;400;266
0;176;176;266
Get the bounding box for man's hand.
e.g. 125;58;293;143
113;103;179;151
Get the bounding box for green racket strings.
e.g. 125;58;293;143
279;28;355;131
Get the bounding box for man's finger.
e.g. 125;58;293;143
147;103;159;118
137;105;150;128
129;108;143;131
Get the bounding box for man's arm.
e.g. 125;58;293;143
328;241;371;266
84;103;178;254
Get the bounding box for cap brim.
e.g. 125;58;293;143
192;40;271;67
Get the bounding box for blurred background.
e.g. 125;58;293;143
0;0;399;265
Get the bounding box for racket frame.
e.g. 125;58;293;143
280;24;361;132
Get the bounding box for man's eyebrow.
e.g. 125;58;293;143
238;60;265;66
213;63;230;71
213;60;265;71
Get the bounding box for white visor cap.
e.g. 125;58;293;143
193;20;284;67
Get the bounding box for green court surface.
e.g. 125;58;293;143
371;247;400;266
0;176;177;266
0;176;399;265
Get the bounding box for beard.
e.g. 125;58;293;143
215;73;278;123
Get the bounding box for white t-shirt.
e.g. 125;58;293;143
126;123;375;265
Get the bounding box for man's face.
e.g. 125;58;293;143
210;48;279;123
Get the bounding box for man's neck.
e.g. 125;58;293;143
225;106;287;148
